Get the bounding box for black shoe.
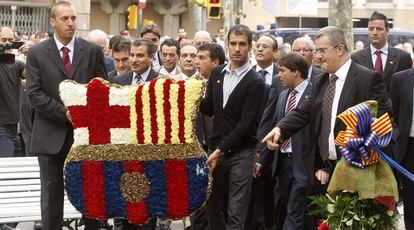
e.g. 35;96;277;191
98;220;113;229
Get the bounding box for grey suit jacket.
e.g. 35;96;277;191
113;68;158;86
259;83;313;183
351;46;412;92
26;37;107;155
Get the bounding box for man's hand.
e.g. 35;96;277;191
66;110;72;123
19;44;30;56
315;170;329;185
205;149;222;172
253;163;263;177
262;127;282;150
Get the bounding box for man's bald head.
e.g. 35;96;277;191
86;29;108;51
193;31;212;47
0;27;15;48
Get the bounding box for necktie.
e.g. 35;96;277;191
61;47;71;77
280;89;297;151
133;74;142;85
258;69;267;83
319;75;338;160
374;50;384;74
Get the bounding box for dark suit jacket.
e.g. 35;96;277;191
276;61;392;170
200;64;266;153
256;66;322;153
26;37;107;155
351;46;412;92
390;68;414;163
259;83;313;183
107;70;118;83
113;69;158;86
309;66;324;83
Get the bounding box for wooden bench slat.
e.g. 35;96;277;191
0;172;40;179
0;179;40;186
0;213;82;224
0;167;39;173
0;191;41;199
0;184;40;192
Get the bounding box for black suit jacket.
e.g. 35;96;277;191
259;83;313;182
351;46;412;92
390;68;414;163
113;68;158;86
26;37;107;154
200;64;266;153
276;61;392;170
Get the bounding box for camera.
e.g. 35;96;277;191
0;42;23;64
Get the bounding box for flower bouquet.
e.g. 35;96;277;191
309;100;406;230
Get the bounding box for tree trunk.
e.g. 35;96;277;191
328;0;353;51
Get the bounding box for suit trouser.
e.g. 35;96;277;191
37;133;99;230
206;148;255;230
244;169;275;230
274;155;311;230
402;138;414;230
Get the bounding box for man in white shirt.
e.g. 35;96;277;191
156;38;181;77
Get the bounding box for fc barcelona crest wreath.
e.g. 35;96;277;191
59;77;211;224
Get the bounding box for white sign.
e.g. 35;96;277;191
262;0;279;16
286;0;318;15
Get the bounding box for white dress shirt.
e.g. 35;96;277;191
54;34;75;63
370;43;388;72
255;64;274;85
131;67;151;85
328;58;352;160
281;79;309;153
159;66;180;77
222;62;251;108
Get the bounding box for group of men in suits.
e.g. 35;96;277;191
263;11;414;230
16;1;414;229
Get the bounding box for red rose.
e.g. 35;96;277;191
318;220;330;230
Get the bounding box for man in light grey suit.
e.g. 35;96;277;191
26;1;107;229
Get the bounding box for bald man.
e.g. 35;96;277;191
86;29;115;73
193;31;212;48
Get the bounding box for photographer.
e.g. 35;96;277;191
0;26;25;163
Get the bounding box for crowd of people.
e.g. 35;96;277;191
1;1;414;230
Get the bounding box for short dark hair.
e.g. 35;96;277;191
277;53;309;79
199;43;226;65
160;38;180;56
227;24;253;44
51;1;72;19
140;23;162;39
259;34;278;51
369;11;390;28
109;34;127;49
132;38;157;56
112;40;131;54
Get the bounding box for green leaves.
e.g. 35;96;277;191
308;193;400;229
